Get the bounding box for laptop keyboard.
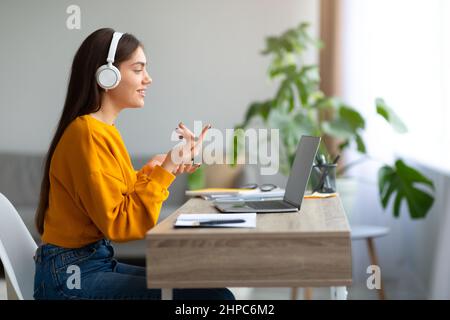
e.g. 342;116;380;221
246;200;295;210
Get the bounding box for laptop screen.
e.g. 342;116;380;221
283;136;321;208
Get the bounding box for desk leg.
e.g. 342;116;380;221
161;288;173;300
330;286;348;300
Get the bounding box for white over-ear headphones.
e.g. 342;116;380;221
96;31;124;90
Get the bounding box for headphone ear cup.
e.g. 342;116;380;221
96;64;121;90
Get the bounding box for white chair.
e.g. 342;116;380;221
0;193;37;300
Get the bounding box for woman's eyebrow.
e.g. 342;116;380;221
131;61;146;66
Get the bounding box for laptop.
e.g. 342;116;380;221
215;135;321;213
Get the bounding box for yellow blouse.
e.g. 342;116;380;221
41;115;175;248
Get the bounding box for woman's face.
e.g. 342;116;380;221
108;46;152;109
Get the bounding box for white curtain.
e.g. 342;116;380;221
341;0;450;298
341;0;450;159
430;175;450;299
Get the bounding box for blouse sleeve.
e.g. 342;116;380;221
75;165;175;242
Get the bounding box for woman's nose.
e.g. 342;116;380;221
144;70;152;85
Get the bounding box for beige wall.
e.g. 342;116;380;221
0;0;319;155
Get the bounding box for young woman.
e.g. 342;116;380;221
33;28;234;300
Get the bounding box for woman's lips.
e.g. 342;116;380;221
137;89;146;97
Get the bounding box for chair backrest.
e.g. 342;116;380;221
0;193;37;300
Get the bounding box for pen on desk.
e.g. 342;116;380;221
194;219;246;226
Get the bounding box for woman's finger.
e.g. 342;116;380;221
151;154;166;164
177;123;194;141
179;122;210;144
175;164;184;175
182;164;191;173
176;127;192;141
191;146;203;164
177;125;195;150
179;122;195;138
187;164;201;173
193;124;211;151
177;123;211;158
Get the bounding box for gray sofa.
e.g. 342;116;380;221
0;152;188;260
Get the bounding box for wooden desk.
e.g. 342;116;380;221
146;196;352;299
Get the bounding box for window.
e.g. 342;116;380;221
341;0;450;165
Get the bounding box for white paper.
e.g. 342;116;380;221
174;213;256;228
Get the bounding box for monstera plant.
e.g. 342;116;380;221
228;22;434;219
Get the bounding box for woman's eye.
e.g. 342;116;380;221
134;70;142;73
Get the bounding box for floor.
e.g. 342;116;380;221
0;279;6;300
0;277;425;300
0;252;425;300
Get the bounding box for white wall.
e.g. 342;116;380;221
0;0;319;155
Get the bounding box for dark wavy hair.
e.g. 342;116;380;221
35;28;142;235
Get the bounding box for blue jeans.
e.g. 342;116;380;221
33;239;235;300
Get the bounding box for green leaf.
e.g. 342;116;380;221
275;79;295;111
321;120;354;140
338;140;350;151
295;79;308;106
376;98;408;134
355;133;367;153
321;105;366;153
378;165;396;208
314;97;340;111
261;37;280;55
287;86;295;112
281;37;294;52
397;159;434;188
378;159;434;219
262;23;322;73
339;106;365;131
299;65;320;83
242;101;273;127
322;105;364;139
393;192;402;218
269;64;296;78
267;108;315;163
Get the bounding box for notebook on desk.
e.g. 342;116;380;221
214;135;321;213
174;213;256;228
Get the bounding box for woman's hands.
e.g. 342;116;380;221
143;152;201;176
141;154;167;175
141;123;210;176
161;122;211;176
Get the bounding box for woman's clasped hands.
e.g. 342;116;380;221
142;122;211;176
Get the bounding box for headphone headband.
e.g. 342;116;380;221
106;32;124;64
